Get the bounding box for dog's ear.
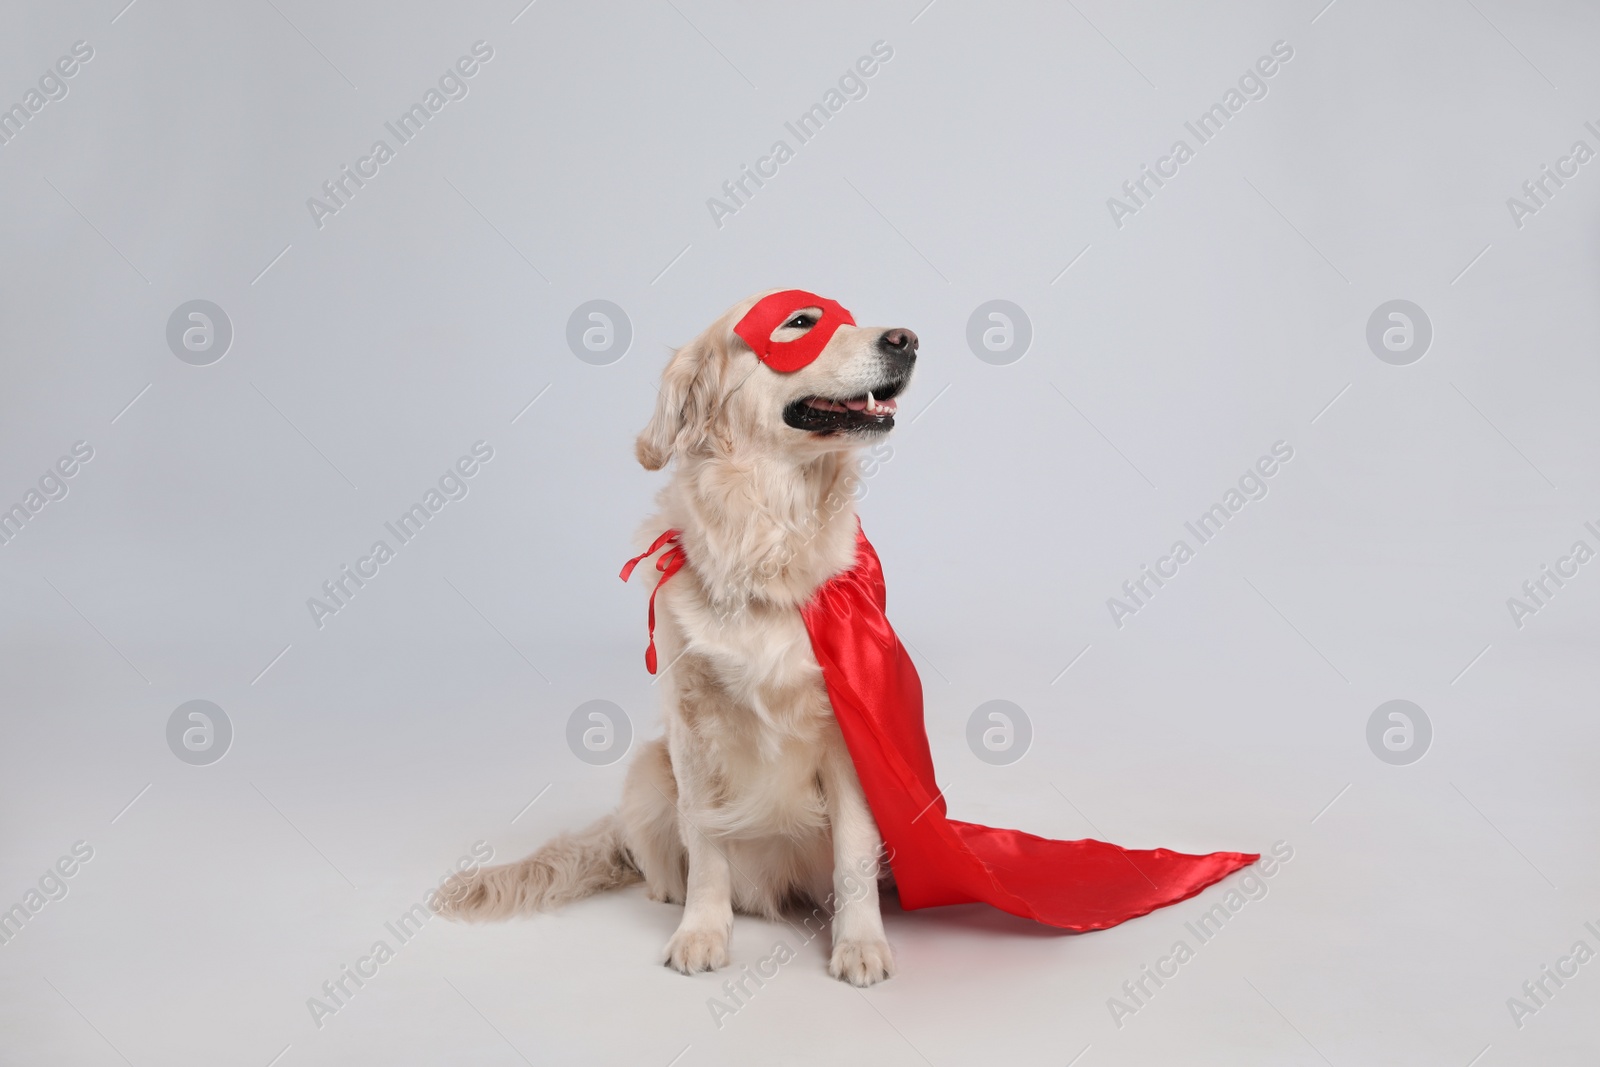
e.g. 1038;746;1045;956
635;328;728;470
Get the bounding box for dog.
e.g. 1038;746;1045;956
438;290;917;987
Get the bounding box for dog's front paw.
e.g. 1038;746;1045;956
829;937;895;987
662;925;730;975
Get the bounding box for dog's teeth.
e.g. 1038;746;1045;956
867;391;877;414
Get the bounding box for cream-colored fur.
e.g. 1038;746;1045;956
440;291;916;987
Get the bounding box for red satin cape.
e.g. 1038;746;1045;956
625;524;1258;931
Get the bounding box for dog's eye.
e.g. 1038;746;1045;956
784;314;815;330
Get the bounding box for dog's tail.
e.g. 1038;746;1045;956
437;813;640;921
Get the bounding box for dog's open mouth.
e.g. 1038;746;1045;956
783;380;907;435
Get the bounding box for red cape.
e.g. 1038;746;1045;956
625;524;1258;931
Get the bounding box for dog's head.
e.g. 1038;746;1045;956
636;289;918;470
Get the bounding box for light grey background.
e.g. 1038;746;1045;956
2;1;1597;1064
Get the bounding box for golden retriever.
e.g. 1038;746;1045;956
439;290;918;987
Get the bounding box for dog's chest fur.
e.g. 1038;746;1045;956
644;452;862;838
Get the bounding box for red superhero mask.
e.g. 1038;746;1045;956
733;290;856;373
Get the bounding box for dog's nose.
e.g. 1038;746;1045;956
878;328;918;362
